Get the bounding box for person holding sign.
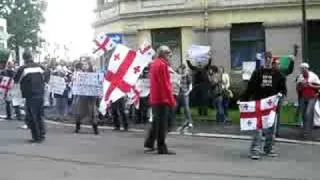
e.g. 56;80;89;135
74;60;99;135
186;58;212;116
0;60;21;120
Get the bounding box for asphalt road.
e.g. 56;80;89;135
0;120;319;180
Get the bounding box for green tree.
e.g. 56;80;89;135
0;0;47;61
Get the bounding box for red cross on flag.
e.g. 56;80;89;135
99;42;155;115
239;94;281;131
0;76;14;99
93;34;116;57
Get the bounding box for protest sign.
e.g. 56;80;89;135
242;61;256;80
137;78;150;97
49;75;66;95
72;72;103;96
10;84;25;106
187;45;211;64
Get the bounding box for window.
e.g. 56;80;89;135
230;23;265;69
0;26;4;32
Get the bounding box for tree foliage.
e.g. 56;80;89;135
0;0;47;50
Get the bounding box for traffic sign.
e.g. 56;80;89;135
106;33;123;44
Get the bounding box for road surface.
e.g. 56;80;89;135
0;120;318;180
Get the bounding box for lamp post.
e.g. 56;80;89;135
301;0;308;62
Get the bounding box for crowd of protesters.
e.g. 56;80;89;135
0;47;319;157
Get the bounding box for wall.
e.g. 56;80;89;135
265;25;302;102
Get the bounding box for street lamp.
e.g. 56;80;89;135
301;0;308;62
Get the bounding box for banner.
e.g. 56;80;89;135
72;72;103;96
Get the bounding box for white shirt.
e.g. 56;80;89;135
221;73;230;90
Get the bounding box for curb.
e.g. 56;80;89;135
45;120;320;146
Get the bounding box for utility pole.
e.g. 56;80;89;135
203;0;209;45
301;0;308;62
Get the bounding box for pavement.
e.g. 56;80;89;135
0;120;320;180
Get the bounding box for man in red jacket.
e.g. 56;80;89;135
144;45;176;155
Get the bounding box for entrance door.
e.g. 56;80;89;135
308;20;320;75
151;28;182;69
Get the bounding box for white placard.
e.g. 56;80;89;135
242;61;256;80
187;45;211;63
49;76;66;95
137;78;150;97
72;72;103;96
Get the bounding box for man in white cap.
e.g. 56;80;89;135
296;62;320;140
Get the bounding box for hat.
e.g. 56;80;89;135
300;63;309;69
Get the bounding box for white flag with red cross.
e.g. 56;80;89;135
0;76;14;99
99;42;155;115
93;33;117;57
239;94;281;131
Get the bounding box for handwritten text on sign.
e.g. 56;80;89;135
49;76;66;95
72;72;103;96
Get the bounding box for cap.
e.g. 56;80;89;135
300;63;309;69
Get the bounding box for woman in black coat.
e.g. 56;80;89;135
186;58;212;116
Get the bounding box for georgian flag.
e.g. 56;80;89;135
93;33;116;57
99;42;155;115
239;95;281;131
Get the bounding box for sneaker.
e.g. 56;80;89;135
250;154;261;160
264;150;278;157
20;124;28;129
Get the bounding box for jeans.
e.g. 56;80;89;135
25;97;45;141
176;93;193;129
135;97;149;124
55;97;68;116
144;104;170;153
5;100;21;120
215;96;228;123
111;97;128;129
301;97;317;139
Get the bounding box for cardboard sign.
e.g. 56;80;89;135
187;45;211;63
137;78;150;97
49;75;66;95
72;72;103;96
242;61;256;80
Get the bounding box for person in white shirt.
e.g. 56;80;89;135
220;66;231;122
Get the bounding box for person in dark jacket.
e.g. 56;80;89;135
144;45;176;155
14;52;47;143
241;53;287;160
186;58;212;116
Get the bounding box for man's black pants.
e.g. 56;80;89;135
25;97;45;141
111;97;128;129
144;104;170;153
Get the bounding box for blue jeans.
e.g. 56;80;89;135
176;93;193;129
215;96;228;123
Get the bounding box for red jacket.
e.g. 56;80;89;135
149;57;176;107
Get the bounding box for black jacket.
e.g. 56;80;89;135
186;58;211;86
14;62;48;98
241;67;287;101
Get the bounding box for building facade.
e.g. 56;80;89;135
0;18;9;50
94;0;320;101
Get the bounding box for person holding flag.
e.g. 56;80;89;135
241;52;287;160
